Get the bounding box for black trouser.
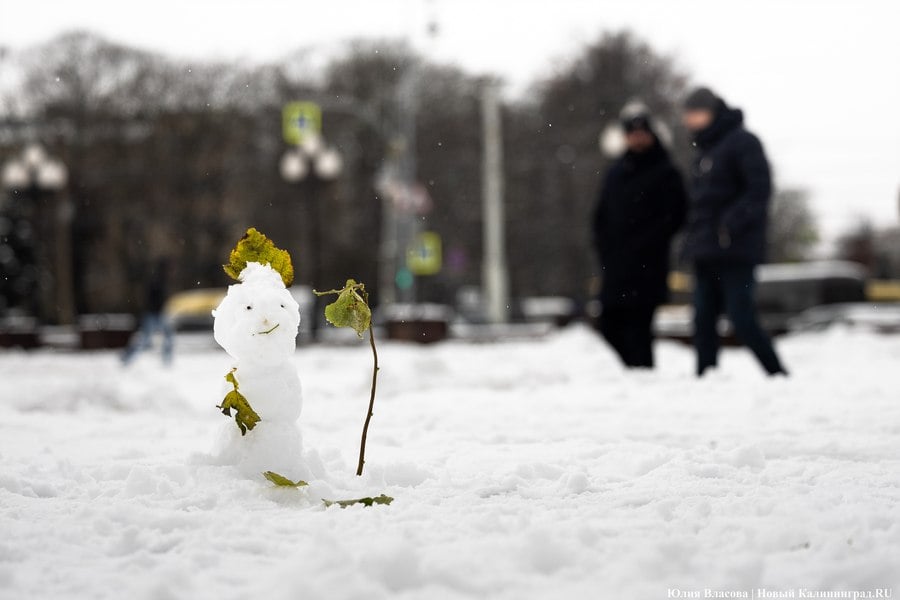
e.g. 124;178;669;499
599;304;656;368
693;262;786;376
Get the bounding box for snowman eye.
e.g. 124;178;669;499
280;304;285;308
245;305;252;310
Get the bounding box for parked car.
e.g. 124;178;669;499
754;261;868;334
165;288;225;332
788;303;900;333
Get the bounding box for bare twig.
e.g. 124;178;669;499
357;324;379;476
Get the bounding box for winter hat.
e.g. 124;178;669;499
683;87;724;113
599;99;672;157
619;101;654;133
622;114;652;133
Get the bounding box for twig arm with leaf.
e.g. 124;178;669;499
314;280;379;477
217;369;261;436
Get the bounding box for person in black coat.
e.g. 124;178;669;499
593;106;687;368
681;87;788;377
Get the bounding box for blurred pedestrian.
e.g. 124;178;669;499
681;87;788;377
122;257;174;366
592;102;688;368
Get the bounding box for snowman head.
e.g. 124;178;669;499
213;262;301;364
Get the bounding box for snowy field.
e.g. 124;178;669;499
2;325;899;600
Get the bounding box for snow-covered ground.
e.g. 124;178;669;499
2;325;899;600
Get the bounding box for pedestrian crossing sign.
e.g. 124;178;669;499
406;232;443;276
283;102;322;146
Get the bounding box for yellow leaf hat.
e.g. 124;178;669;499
223;228;294;287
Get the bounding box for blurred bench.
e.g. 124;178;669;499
382;304;451;344
0;316;41;349
79;314;136;349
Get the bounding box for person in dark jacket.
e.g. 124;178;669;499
593;104;688;368
122;257;174;366
681;87;788;377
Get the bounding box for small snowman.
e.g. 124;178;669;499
210;229;308;481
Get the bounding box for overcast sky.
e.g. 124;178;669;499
2;0;898;241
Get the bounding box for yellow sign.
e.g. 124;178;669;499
282;102;322;145
406;232;442;276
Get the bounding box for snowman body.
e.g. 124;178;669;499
211;262;306;479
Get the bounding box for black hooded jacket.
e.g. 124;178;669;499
684;107;772;265
593;141;687;307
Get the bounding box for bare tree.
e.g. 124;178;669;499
506;31;689;300
767;188;819;263
3;29;695;318
835;219;876;270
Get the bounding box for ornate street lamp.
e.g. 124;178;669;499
1;143;72;323
280;133;343;340
2;144;68;191
279;133;343;184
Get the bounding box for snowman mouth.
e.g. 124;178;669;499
257;323;280;335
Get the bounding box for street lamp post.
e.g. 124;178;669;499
1;143;72;324
280;133;343;340
480;80;510;324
